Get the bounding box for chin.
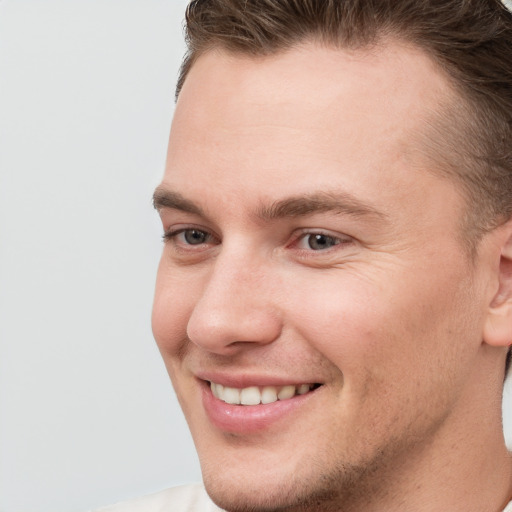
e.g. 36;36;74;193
202;473;325;512
197;445;358;512
202;468;364;512
196;430;401;512
198;446;315;511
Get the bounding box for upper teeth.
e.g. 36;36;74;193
210;382;314;405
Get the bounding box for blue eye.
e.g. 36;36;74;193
181;229;210;245
299;233;341;251
163;228;213;246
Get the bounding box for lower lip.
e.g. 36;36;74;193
201;382;318;434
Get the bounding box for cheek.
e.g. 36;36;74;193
284;271;392;356
151;265;201;412
284;266;478;389
151;261;196;357
282;270;480;447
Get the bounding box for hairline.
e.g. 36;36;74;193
174;23;512;377
176;37;498;254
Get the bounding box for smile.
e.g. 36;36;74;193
209;381;320;405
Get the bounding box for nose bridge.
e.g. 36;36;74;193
186;244;281;353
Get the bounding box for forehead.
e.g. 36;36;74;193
165;42;459;220
173;41;452;140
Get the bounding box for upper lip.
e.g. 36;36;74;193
196;371;323;389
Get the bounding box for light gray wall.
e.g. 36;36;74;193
0;2;200;511
0;2;511;512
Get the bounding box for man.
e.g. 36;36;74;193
101;0;512;510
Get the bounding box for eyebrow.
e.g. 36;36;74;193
153;187;205;217
153;187;386;222
257;192;387;222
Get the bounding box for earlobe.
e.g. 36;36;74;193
483;223;512;348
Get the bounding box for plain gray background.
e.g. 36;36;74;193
1;2;511;512
0;2;200;511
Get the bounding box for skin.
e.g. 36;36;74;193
152;42;512;512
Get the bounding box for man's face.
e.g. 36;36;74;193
153;43;496;511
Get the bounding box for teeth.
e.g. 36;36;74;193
210;382;316;406
222;386;241;405
211;382;223;399
261;386;278;404
240;386;261;405
277;385;295;400
297;384;310;395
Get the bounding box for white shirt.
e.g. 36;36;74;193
93;484;512;512
92;484;223;512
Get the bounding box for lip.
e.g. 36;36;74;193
199;377;321;434
196;371;320;389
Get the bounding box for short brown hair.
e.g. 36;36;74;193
176;0;512;374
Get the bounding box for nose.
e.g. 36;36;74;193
186;249;282;355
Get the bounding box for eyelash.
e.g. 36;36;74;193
162;228;217;246
293;231;346;252
163;227;352;254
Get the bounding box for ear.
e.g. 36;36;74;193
483;221;512;348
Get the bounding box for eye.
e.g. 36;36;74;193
163;228;215;246
181;229;210;245
296;232;343;251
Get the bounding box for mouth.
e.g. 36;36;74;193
209;381;322;405
200;377;324;433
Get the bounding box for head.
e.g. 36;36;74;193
178;0;512;372
153;1;512;511
178;0;512;242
